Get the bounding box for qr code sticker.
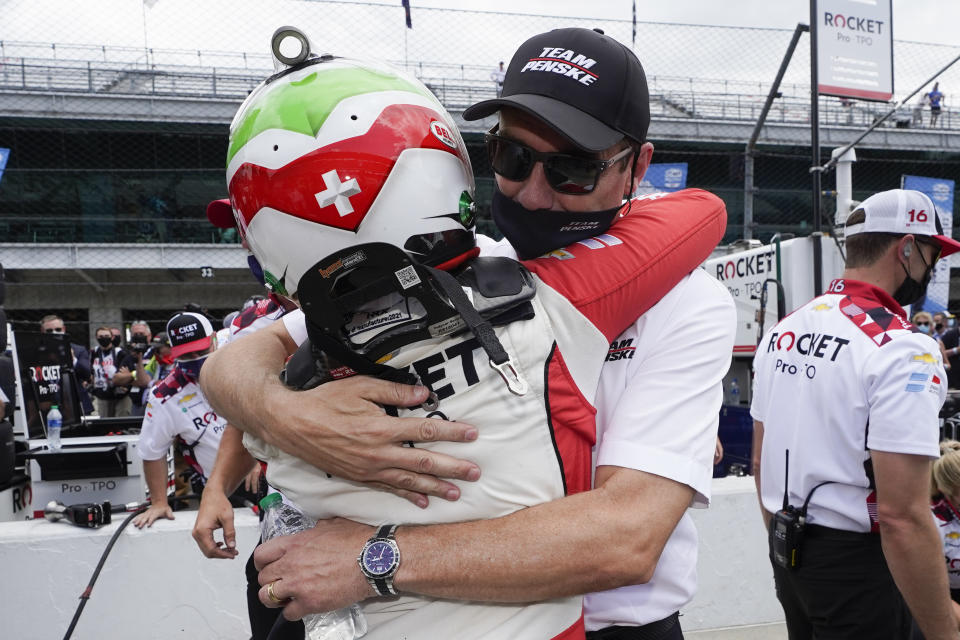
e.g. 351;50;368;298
395;265;421;289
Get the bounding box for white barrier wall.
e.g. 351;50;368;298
0;477;783;639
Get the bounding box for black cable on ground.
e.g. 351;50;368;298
62;505;146;640
62;493;202;640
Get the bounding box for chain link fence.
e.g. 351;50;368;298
0;1;958;322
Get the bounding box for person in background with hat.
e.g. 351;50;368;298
133;311;231;528
202;26;734;639
752;189;960;639
140;331;175;391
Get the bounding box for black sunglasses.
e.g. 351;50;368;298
484;130;633;196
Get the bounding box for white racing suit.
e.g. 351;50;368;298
244;189;727;640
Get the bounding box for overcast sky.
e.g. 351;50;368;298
1;0;955;98
384;0;957;46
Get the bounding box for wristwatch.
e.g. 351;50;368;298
357;524;401;596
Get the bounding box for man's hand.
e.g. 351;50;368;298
255;518;374;619
243;464;261;494
267;376;481;507
132;502;174;529
202;322;483;508
192;487;239;559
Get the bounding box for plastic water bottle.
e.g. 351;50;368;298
727;378;741;406
47;405;62;451
259;494;368;640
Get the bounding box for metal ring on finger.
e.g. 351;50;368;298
267;579;284;604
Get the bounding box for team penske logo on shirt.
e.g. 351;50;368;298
605;338;635;362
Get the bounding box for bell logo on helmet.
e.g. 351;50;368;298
430;121;457;149
315;169;362;216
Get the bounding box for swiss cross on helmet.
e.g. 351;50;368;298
225;29;477;299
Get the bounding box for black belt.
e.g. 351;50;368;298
586;612;680;640
804;523;879;540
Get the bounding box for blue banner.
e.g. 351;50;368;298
0;148;9;185
635;163;688;196
902;174;955;313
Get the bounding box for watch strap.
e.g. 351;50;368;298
376;524;398;540
374;577;394;596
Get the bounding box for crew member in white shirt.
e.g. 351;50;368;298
752;189;960;640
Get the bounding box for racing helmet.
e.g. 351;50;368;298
225;38;477;299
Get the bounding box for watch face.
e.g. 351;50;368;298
362;540;397;576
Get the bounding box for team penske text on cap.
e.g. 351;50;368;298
462;27;650;152
167;312;215;359
845;188;960;257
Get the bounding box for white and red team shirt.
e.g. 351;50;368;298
138;368;228;480
480;234;736;630
244;189;728;640
230;297;288;339
752;279;945;533
932;497;960;590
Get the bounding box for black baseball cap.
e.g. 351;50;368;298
463;28;650;152
167;312;215;359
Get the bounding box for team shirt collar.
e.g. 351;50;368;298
826;278;905;318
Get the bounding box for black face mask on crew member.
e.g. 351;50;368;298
892;241;937;307
491;185;623;260
97;336;113;348
111;335;122;347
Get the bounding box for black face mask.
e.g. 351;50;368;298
97;336;112;348
491;185;623;260
892;243;936;307
111;335;122;347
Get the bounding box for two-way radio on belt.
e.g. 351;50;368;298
772;449;834;570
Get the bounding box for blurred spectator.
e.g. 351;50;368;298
142;332;175;390
115;320;153;417
934;311;949;340
491;61;505;97
927;82;945;127
90;326;133;417
940;324;960;388
929;440;960;629
839;96;853;125
39;314;93;415
913;311;934;336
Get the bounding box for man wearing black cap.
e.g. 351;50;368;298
203;28;734;639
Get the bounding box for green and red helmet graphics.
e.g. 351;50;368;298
225;58;475;297
229;103;464;233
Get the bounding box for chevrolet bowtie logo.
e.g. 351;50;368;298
912;353;938;364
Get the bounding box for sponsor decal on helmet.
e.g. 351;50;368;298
430;121;458;149
458;191;475;228
317;249;367;279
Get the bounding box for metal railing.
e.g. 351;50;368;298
3;56;954;131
